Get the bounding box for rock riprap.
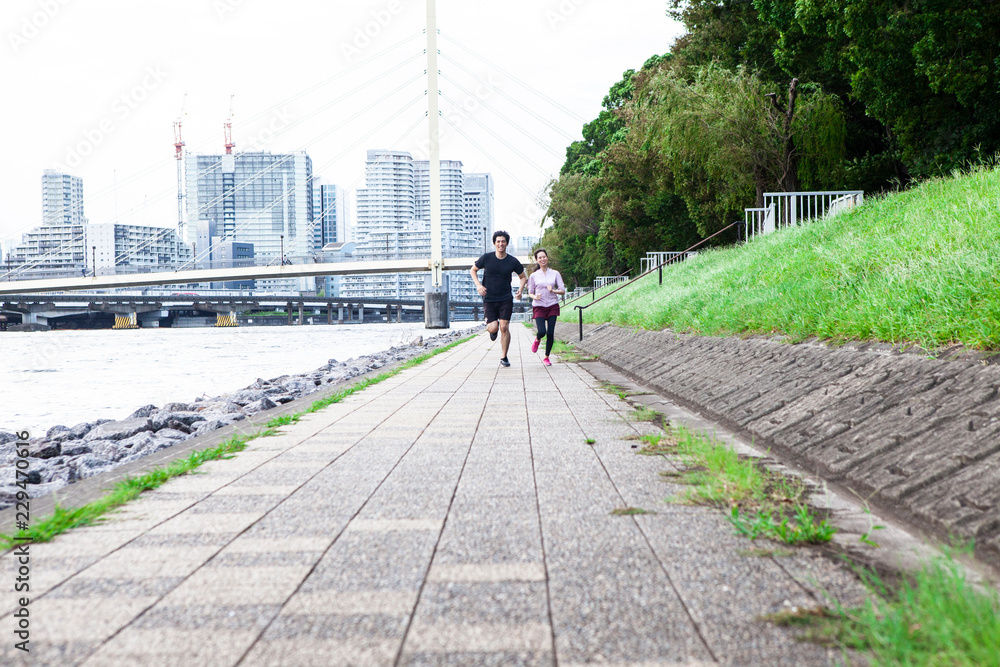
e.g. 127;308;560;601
0;328;476;509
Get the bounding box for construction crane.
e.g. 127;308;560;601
224;94;235;154
173;94;187;240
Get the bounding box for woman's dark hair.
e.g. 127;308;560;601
533;247;547;259
492;230;510;244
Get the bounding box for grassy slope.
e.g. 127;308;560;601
570;165;1000;351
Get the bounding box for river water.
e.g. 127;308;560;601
1;322;481;437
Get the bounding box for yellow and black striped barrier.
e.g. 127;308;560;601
215;313;238;327
113;314;138;329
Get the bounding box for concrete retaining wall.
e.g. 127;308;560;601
566;324;1000;566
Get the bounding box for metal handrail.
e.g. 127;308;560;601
573;220;743;340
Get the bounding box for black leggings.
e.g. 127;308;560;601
535;315;557;356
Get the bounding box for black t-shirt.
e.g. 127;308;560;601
474;252;524;302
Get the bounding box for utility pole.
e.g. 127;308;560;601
424;0;448;328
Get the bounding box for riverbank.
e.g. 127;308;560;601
0;326;481;508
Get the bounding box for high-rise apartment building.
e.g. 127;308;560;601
42;169;87;227
311;178;348;251
342;150;486;301
185;151;313;292
463;173;494;250
8;170;90;275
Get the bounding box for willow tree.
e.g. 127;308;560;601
636;63;846;236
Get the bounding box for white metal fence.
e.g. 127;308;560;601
639;251;699;274
748;190;864;238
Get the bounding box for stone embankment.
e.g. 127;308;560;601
0;328;476;509
567;324;1000;567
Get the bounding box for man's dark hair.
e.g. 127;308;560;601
492;230;510;244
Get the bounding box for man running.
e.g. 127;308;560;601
470;230;526;367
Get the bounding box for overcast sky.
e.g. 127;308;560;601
0;0;684;250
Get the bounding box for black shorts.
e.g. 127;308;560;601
483;299;513;323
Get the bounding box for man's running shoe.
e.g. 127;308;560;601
531;338;539;353
489;330;498;341
542;357;552;366
500;357;511;367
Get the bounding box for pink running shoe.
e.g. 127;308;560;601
542;357;552;366
531;338;540;353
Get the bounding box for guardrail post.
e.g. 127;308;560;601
658;261;663;285
577;306;583;341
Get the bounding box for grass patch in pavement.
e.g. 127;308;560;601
611;507;656;516
765;552;1000;666
0;335;475;550
551;339;598;362
639;427;835;545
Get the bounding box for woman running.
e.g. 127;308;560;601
526;248;566;366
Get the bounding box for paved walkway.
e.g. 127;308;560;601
2;325;868;666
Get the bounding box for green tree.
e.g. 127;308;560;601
539;173;607;287
637;64;846;235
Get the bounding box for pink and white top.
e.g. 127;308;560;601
527;268;565;308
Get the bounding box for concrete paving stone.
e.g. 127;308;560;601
185;493;285;514
347;518;444;533
358;488;459;522
160;565;312;605
300;532;438;593
0;640;101;667
213;483;301;495
142;510;264;535
455;467;537;498
130;603;280;630
207;550;322;568
281;590;419;615
403;621;551;654
241;637;399;667
414;581;548;626
290;437;356;453
775;551;872;610
5;528;138;559
123;532;234;548
224;465;321;487
872;417;1000;498
148;472;243;494
240;512;350;539
401;650;552;667
45;576;184;599
433;523;543;565
29;596;159;642
221;536;330;553
427;562;546;583
82;628;258;666
73;546;219;579
260;611;409;641
449;492;540;516
266;449;348;463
